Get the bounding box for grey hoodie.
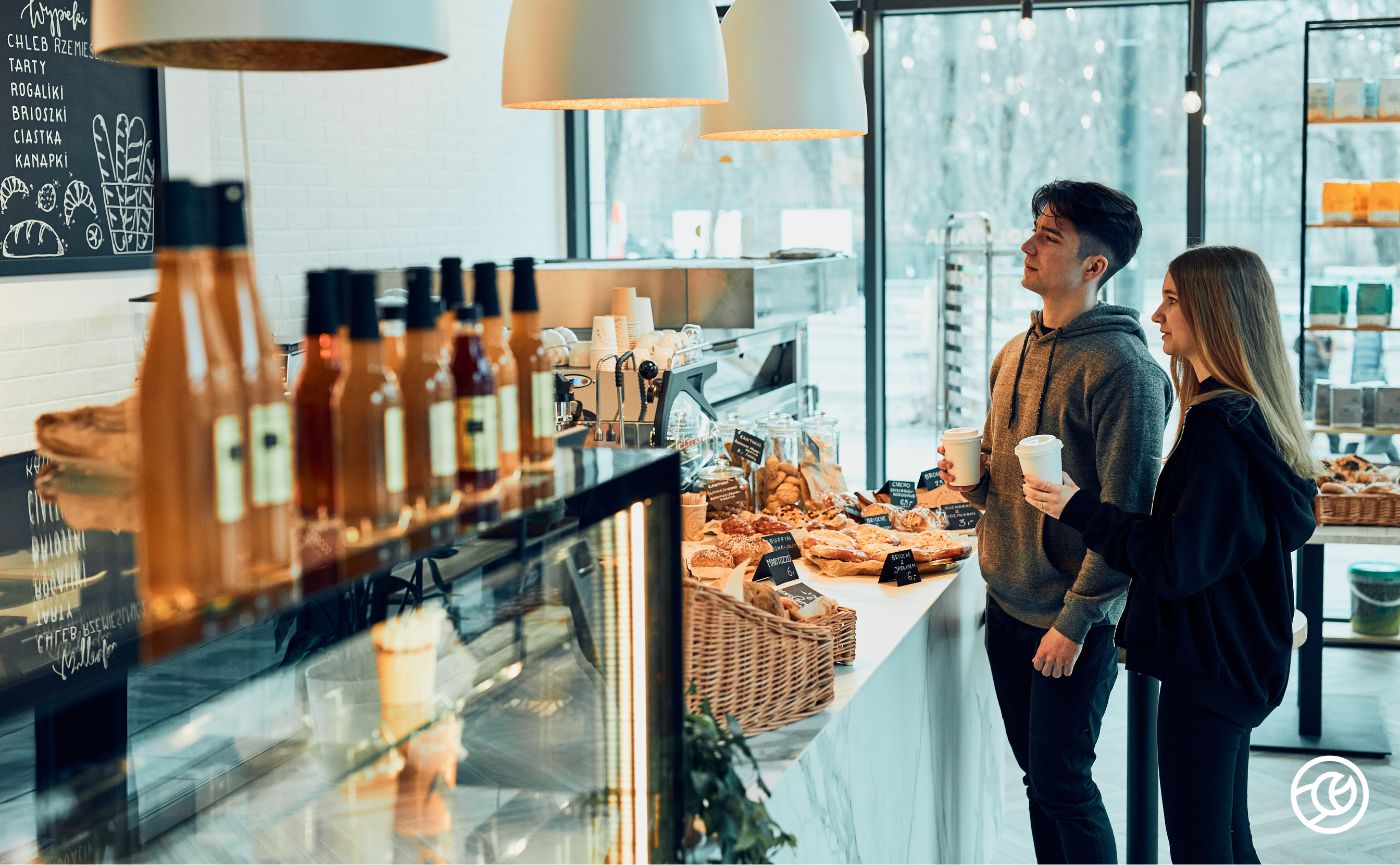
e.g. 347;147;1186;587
961;304;1172;642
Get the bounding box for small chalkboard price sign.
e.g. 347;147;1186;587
863;512;891;529
753;548;799;585
730;430;765;465
879;480;918;509
763;532;801;560
920;468;944;491
939;502;981;531
1;0;164;276
880;549;921;586
706;478;748;513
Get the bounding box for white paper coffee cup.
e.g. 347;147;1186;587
941;427;983;486
611;286;638;319
1015;434;1063;484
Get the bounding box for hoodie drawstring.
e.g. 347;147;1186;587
1006;325;1035;428
1007;323;1061;431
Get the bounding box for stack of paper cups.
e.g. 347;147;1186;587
629;296;655;342
611;286;638;319
591;315;619;371
614;314;632;351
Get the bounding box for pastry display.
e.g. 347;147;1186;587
688;548;736;570
757;455;807;514
717;534;773;566
742;580;787;618
1318;455;1400;494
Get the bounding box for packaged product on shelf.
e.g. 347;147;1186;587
1370;181;1400;224
1332;78;1366;119
1308;284;1348;327
1356;283;1394;327
1307;79;1333;121
295;272;342;523
1350;182;1372;224
1321;180;1353;224
473;261;521;478
209;182;294;580
1314;382;1333;424
509;257;556;471
1376;386;1400;426
1330;385;1365;428
713;411;758;503
1382;78;1400;120
757;416;808;515
451;304;500;495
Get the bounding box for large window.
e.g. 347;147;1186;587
588;108;869;485
881;6;1188;475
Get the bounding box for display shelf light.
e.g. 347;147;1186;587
1182;71;1204;114
92;0;448;70
501;0;727;110
851;7;871;57
700;0;867;142
1018;0;1036;41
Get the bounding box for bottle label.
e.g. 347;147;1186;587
498;384;520;454
429;399;458;478
213;414;246;524
457;395;500;472
384;407;407;494
250;401;294;507
532;371;556;439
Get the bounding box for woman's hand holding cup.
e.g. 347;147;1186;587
1023;473;1080;520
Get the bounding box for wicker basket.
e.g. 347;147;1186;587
683;579;835;735
1315;494;1400;527
809;605;857;665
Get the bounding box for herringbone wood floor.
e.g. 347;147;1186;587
992;647;1400;864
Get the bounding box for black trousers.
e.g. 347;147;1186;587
986;597;1119;864
1156;681;1260;864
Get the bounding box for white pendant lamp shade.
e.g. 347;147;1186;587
502;0;728;110
92;0;448;71
701;0;867;141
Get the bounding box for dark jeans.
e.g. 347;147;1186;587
986;596;1119;864
1157;682;1260;864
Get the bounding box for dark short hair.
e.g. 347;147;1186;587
1031;180;1142;289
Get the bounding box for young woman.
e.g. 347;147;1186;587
1021;245;1318;864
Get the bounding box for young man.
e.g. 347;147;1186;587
939;180;1171;864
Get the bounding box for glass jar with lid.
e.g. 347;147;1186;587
696;456;752;520
800;411;840;466
756;415;805;514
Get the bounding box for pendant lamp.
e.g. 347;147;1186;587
701;0;867;141
502;0;727;110
92;0;448;71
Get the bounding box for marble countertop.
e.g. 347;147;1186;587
745;549;980;781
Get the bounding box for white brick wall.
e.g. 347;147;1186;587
0;0;564;456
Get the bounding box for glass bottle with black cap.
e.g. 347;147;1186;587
400;266;458;516
137;179;246;614
294;271;342;523
332;271;408;542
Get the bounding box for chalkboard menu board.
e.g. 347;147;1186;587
1;0;163;276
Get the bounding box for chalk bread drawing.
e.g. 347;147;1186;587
93;113;155;254
3;220;66;258
0;177;32;213
36;181;58;213
63;181;98;226
86;223;104;250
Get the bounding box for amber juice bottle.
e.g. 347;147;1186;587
329;268;353;364
209;182;293;580
508;257;555;471
438;256;465;356
137;180;246;614
379;299;407;376
451;304;499;493
332;272;407;541
474;261;520;477
400;267;458;515
293;271;341;522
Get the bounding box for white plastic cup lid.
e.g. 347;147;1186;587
1015;434;1063;454
942;427;982;442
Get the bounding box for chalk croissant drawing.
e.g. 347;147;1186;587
93;113;155;254
3;219;67;258
37;181;59;213
0;177;32;213
63;181;98;226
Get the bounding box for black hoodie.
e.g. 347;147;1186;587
1058;380;1318;727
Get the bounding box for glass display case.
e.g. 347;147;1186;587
0;447;682;863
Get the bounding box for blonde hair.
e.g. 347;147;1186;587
1166;246;1320;479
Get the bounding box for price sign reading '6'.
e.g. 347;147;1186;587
879;549;920;586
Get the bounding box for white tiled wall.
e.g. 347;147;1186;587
0;1;564;456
